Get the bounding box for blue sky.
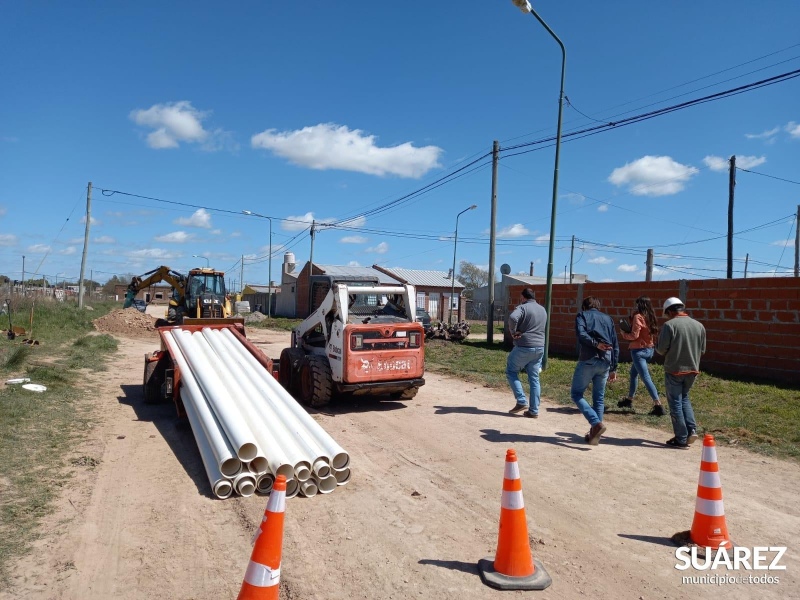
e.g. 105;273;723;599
1;1;799;289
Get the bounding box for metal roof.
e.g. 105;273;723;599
314;264;401;284
377;267;465;289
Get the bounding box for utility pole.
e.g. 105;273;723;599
487;141;499;344
530;262;534;276
727;155;735;279
744;253;749;278
645;249;654;281
795;205;799;277
240;255;244;296
21;255;25;297
308;220;316;316
90;269;93;299
78;181;92;308
569;235;575;283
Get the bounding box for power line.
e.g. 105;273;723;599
738;168;800;186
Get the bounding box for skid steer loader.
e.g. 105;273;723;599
278;279;425;407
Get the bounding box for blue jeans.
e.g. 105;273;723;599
506;346;544;415
629;347;659;401
571;357;610;427
665;373;698;444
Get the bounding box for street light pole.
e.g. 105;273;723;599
450;204;477;324
242;210;274;318
511;0;566;369
192;254;210;267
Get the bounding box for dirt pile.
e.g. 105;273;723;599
93;308;158;337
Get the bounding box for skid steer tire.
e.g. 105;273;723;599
299;355;333;408
390;387;418;401
143;354;165;404
279;348;305;397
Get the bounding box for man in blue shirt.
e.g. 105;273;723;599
506;288;547;418
571;296;619;445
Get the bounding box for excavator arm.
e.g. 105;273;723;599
123;266;187;308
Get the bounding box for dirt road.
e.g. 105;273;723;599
3;329;798;599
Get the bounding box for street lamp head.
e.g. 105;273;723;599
511;0;532;14
242;210;252;215
469;204;477;210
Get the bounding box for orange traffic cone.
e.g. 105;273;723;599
478;449;551;591
690;435;733;549
237;474;287;600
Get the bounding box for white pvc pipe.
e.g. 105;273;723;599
256;473;275;494
221;328;350;470
202;329;309;481
314;474;337;494
173;330;258;461
313;458;331;478
234;472;256;497
334;468;351;486
180;381;234;499
162;331;241;478
246;457;270;475
299;480;318;498
286;478;300;499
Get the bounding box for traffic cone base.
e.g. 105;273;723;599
477;449;552;591
478;557;552;591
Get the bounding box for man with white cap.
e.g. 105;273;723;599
656;297;706;448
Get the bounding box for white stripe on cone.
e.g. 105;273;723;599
244;562;281;587
698;471;722;488
695;497;725;517
503;461;520;480
267;489;286;513
501;490;524;510
701;446;718;463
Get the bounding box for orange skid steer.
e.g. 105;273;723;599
278;280;425;407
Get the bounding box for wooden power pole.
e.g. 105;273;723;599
727;156;736;279
487;141;499;344
78;182;92;308
645;249;654;281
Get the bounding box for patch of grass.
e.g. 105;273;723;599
424;339;800;461
0;299;118;584
248;317;303;332
3;346;32;369
463;321;504;336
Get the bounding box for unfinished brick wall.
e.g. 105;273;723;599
506;277;800;384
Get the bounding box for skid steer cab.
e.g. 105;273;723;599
279;282;425;407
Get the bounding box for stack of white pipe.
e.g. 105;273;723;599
162;328;351;499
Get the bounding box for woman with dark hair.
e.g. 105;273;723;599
617;296;664;415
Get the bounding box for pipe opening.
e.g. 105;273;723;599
285;478;300;499
248;456;269;475
221;458;243;478
256;473;275;494
334;468;351;485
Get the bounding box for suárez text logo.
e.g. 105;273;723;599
675;545;787;571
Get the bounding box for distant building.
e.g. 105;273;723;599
471;272;589;320
372;266;467;323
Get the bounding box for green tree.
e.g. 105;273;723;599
457;261;491;299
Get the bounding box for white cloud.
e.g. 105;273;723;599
282;212;337;232
786;121;800;139
562;192;585;204
0;233;17;246
496;224;529;238
176;208;212;229
703;155;766;171
597;204;609;212
771;238;796;248
348;261;361;267
589;256;613;265
535;234;550;242
154;231;193;243
211;229;222;235
251;123;442;178
27;244;50;254
618;264;639;272
59;246;77;255
130;101;209;149
608;155;699;196
94;236;116;244
600;278;616;283
128;248;181;260
81;215;100;225
341;236;368;244
365;242;389;254
745;127;780;140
